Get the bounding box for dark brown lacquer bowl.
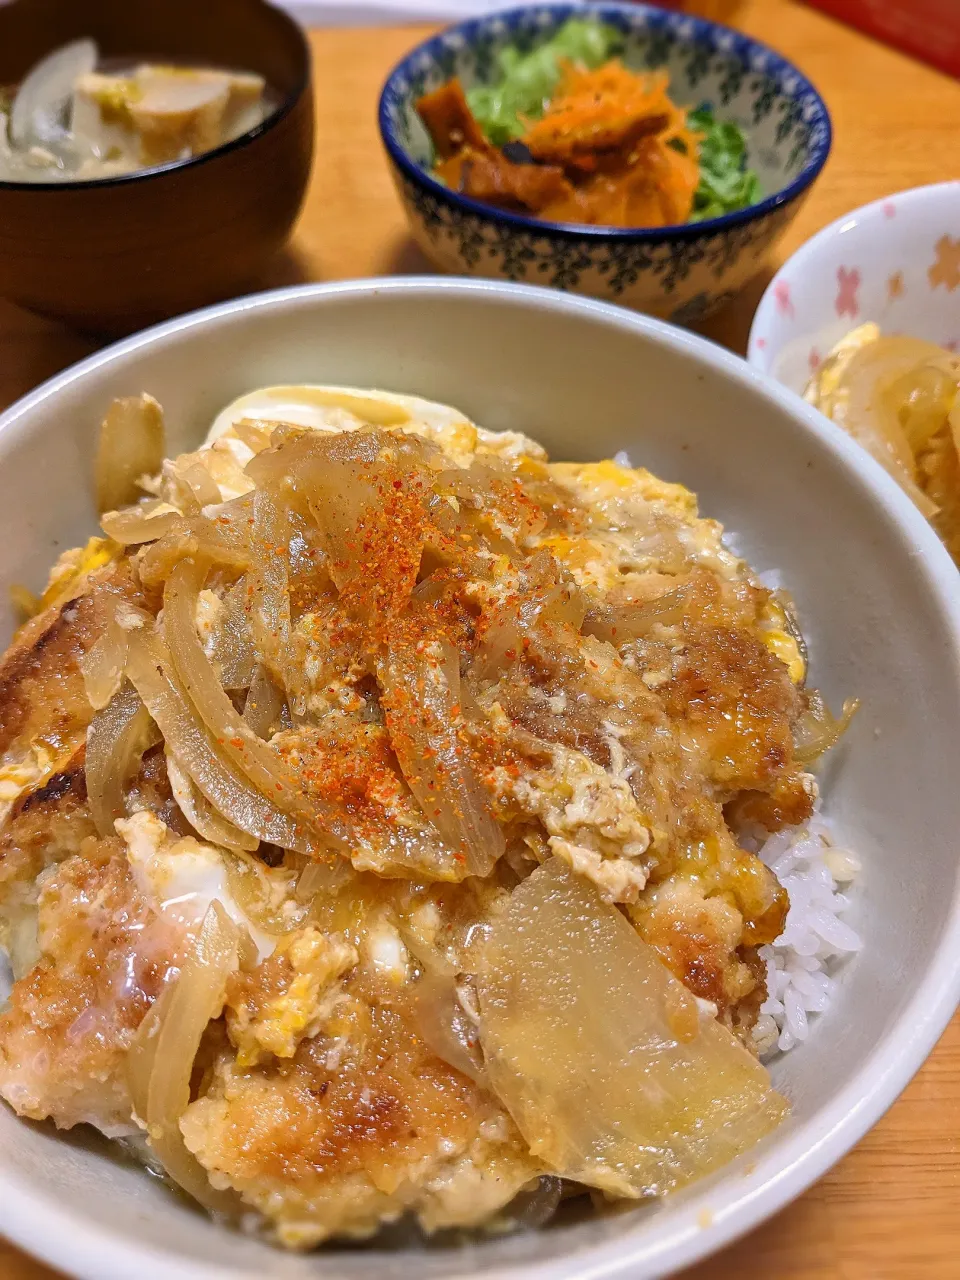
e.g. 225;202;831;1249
0;0;314;333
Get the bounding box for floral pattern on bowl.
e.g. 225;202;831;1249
749;181;960;394
378;1;832;322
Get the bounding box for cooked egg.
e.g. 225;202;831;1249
116;811;278;961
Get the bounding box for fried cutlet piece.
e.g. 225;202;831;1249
0;839;181;1136
0;755;95;974
184;960;538;1247
0;559;156;971
0;557;142;768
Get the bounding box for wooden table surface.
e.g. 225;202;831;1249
1;1;959;1277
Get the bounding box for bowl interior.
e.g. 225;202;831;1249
1;281;960;1280
749;182;960;393
381;2;829;213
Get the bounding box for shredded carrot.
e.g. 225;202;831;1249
521;61;700;227
418;58;703;229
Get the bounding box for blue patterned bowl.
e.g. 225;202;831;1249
378;2;831;324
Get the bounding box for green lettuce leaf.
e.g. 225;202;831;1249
688;106;762;221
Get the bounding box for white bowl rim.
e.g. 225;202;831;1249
0;276;959;1280
745;179;960;368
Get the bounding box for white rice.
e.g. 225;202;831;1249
745;810;862;1056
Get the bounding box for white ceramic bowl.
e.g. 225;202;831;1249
747;181;960;393
2;279;960;1280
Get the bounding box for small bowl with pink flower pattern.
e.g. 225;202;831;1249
748;181;960;394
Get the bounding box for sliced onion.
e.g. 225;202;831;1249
498;1177;564;1231
127;902;241;1212
165;748;259;853
209;578;257;691
11;39;97;149
243;664;286;739
247;488;309;714
136;521;251;588
794;691;859;765
818;337;960;519
254;427;423;606
473;559;585;682
890;362;959;452
125;628;317;853
583;589;685;645
85;682;156;837
162;559;333;845
413;971;488;1087
101;501;184;547
231;419;275;453
477;858;788;1197
379;634;503;878
296;857;351;902
80;609;129;711
96;394;166;516
180;463;223;510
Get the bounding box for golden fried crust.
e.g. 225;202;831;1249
0;755;93;894
0;841;179;1136
0;560;142;762
0;744;180;978
184;975;536;1246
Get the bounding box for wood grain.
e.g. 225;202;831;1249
1;2;959;1277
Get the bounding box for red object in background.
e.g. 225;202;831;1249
802;0;960;79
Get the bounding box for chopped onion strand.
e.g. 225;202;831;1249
126;902;241;1212
85;682;155;837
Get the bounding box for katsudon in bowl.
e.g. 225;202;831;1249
0;280;959;1280
1;377;850;1244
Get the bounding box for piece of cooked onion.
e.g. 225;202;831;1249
583;589;685;645
477;858;788;1198
80;609;129;711
95;394;166;516
498;1176;564;1232
243;664;286;739
11;38;97;148
100;501;184;547
246;488;310;715
165;748;259;853
127;902;240;1212
85;682;156;837
209;579;258;691
295;857;352;902
473;556;585;682
136;522;252;588
162;558;334;847
379;635;503;878
413;971;488;1087
223;851;308;935
794;690;858;765
125;627;318;854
